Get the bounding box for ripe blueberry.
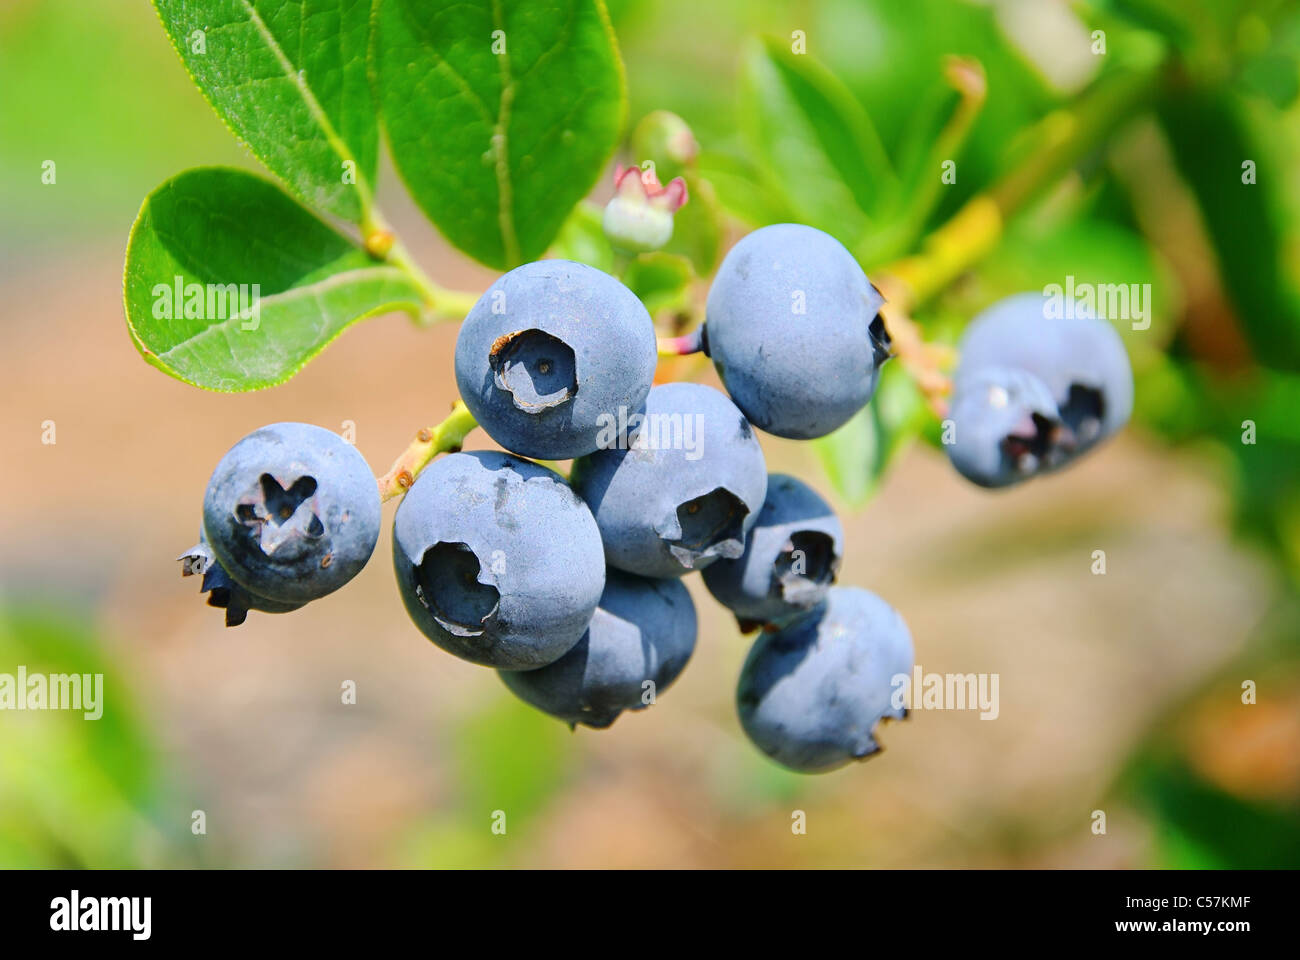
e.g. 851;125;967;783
570;382;768;579
454;260;657;460
946;366;1069;488
393;451;605;669
702;473;843;628
703;223;890;439
947;292;1134;486
499;569;697;729
737;586;913;774
202;422;380;605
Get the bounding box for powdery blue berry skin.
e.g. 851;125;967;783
704;223;889;439
957;292;1134;445
393;451;606;670
945;293;1135;488
702;473;843;627
499;569;698;729
454;260;657;460
202;423;381;605
737;586;913;774
570;382;769;580
946;366;1068;488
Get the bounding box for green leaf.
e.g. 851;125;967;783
153;0;378;223
739;36;896;246
814;404;882;507
124;167;424;392
373;0;626;269
812;0;1054;221
1158;87;1300;371
1238;50;1300;108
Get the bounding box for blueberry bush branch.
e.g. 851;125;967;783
853;55;989;267
360;209;481;326
376;401;479;502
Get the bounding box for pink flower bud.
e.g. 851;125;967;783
602;164;689;252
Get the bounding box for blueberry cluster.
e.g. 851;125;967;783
182;223;1133;774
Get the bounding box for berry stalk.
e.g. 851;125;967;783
361;208;481;325
376;401;480;501
657;327;706;357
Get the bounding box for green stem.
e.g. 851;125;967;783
658;327;706;357
882;56;1169;312
377;401;479;502
361;208;482;324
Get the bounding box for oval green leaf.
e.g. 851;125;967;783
739;36;897;247
124;167;424;392
373;0;626;269
153;0;378;222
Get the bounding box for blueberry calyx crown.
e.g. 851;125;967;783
772;530;840;607
657;486;750;569
1058;382;1106;446
1000;410;1076;477
868;311;892;367
413;541;502;637
234;472;325;557
488;328;578;414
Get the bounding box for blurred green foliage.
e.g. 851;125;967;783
0;606;185;868
396;694;574;868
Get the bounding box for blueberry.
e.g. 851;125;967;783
179;533;306;627
392;451;605;669
702;473;843;627
570;382;768;579
454;260;657;460
948;291;1133;485
737;586;913;774
703;224;890;439
202;423;380;605
499;569;697;729
946;366;1070;488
